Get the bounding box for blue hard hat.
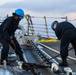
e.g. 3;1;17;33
51;20;58;31
51;21;55;30
15;8;24;19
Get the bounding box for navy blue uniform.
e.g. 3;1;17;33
0;16;25;63
55;21;76;58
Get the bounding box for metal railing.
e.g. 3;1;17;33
25;14;68;39
0;15;76;39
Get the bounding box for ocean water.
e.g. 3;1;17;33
0;15;76;39
20;16;76;39
19;16;60;39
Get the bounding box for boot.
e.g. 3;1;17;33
59;57;68;67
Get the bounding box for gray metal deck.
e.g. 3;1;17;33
41;42;76;72
0;41;76;75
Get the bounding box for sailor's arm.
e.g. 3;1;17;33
18;25;26;35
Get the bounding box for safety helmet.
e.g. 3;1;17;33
51;20;58;31
15;8;24;19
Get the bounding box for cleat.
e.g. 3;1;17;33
51;63;59;74
64;67;72;75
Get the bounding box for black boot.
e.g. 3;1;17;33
59;57;68;67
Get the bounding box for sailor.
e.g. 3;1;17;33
0;8;26;64
51;20;76;66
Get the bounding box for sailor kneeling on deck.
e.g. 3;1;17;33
51;20;76;67
0;8;26;65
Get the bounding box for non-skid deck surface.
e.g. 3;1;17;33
42;42;76;72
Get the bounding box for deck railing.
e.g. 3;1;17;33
0;15;76;39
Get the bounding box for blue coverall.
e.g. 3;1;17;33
55;21;76;59
0;16;25;63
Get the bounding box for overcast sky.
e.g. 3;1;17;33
0;0;76;37
0;0;76;20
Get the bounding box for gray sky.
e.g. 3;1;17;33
0;0;76;37
0;0;76;12
0;0;76;20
